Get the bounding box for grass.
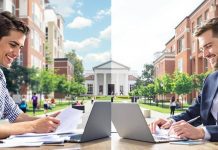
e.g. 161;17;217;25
24;97;190;116
26;100;77;116
139;101;191;114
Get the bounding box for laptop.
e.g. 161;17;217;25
112;103;186;143
67;101;111;143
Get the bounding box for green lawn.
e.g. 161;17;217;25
26;100;75;116
139;102;190;114
24;98;190;116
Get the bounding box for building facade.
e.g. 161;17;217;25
44;5;65;69
84;60;137;96
153;0;218;102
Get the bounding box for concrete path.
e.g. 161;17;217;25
41;101;180;130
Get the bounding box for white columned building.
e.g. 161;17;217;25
84;60;137;96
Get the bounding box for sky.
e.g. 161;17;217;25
49;0;111;71
49;0;204;75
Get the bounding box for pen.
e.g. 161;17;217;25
187;116;200;124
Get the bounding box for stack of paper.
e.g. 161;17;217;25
0;107;83;148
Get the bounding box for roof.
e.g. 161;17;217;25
93;60;130;70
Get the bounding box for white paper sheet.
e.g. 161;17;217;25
0;142;43;148
10;107;83;138
55;107;83;133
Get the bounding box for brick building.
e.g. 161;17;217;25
153;0;218;102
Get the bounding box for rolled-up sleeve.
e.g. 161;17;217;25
0;69;22;122
3;90;22;122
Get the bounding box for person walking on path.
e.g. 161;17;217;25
169;96;176;116
31;93;38;116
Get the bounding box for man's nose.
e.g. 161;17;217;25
203;49;210;58
12;48;20;58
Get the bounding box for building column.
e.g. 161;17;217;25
94;73;98;95
103;73;107;96
124;73;128;95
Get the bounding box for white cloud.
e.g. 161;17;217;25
94;8;111;20
49;0;76;17
64;37;101;51
77;10;83;16
67;16;92;29
99;26;111;40
112;0;204;74
84;51;111;63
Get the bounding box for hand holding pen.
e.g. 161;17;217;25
168;116;201;138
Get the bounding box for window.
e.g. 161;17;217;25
192;22;195;34
45;27;48;40
197;16;203;27
99;85;103;95
178;58;183;72
178;36;184;53
120;85;123;95
17;53;24;66
205;9;209;21
130;84;134;92
192;41;195;53
87;84;93;94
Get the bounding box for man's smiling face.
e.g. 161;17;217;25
0;30;26;68
198;29;218;70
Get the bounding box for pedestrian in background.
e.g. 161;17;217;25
170;96;176;116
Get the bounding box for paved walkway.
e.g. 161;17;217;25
42;101;180;130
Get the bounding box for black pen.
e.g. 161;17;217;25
187;116;200;123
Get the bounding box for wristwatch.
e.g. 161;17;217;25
167;118;175;124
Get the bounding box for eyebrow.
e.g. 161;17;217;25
203;42;213;48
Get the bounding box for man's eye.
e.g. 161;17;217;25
206;44;212;49
199;47;204;51
9;43;16;48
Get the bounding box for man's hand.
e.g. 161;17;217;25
168;120;205;139
149;118;173;134
31;117;60;133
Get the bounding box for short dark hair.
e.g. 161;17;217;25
0;11;30;39
194;17;218;37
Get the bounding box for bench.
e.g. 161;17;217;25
72;105;85;113
143;109;151;118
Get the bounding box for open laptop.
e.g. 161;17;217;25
68;101;111;143
112;103;186;143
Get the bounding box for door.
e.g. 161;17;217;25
108;84;114;95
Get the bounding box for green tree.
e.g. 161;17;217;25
2;61;34;94
66;50;84;83
134;64;154;88
172;71;193;107
55;74;68;98
38;69;58;96
162;74;173;96
141;64;154;85
154;78;164;107
191;72;210;92
69;81;87;97
146;84;156;105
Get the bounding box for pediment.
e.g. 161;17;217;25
93;60;129;70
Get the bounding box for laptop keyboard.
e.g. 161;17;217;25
154;135;184;142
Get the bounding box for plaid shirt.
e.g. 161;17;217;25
0;68;22;122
